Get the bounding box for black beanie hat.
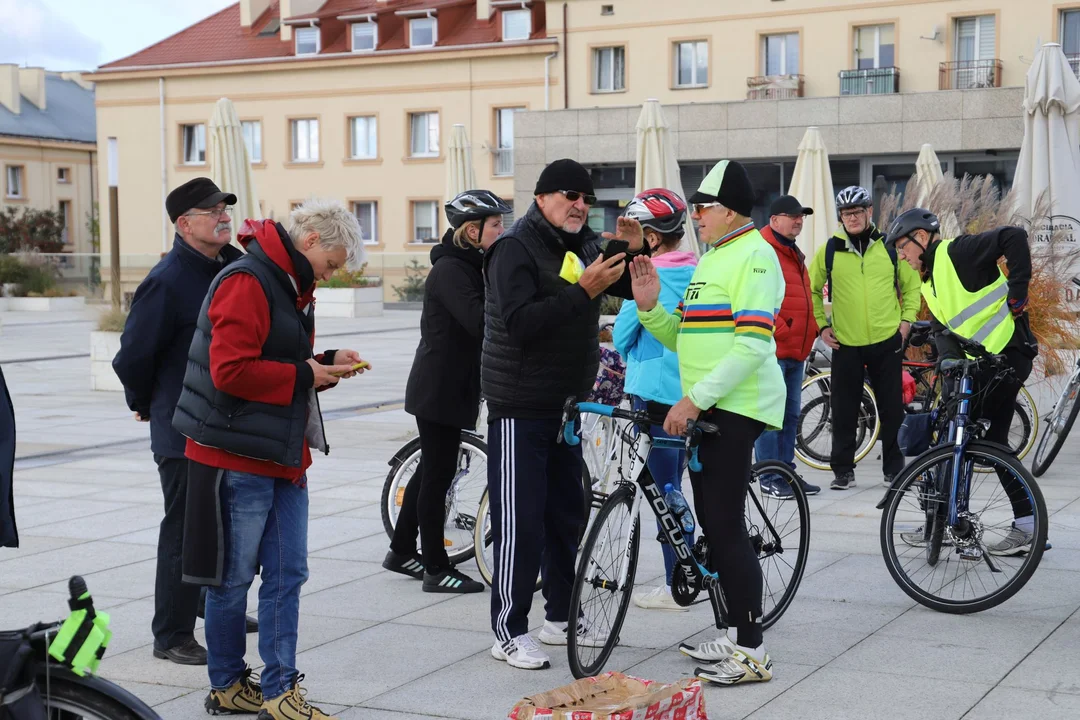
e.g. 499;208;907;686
688;160;755;217
534;158;594;196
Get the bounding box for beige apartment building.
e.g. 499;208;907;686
0;67;98;255
89;0;1080;294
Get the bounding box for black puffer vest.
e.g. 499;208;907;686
482;204;602;416
172;238;325;468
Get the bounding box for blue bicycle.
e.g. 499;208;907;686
558;399;809;679
877;332;1048;613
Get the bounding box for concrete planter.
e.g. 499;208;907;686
6;296;86;312
314;286;383;317
90;331;124;392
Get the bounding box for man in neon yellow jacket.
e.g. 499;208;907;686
809;186;921;490
630;159;783;687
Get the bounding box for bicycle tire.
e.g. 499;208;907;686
880;441;1047;613
567;483;640;680
794;372;879;470
1032;374;1080;477
36;672;146;720
474;465;594;592
750;461;810;629
1013;385;1038;460
380;433;488;566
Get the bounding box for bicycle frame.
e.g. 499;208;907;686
563;402;719;594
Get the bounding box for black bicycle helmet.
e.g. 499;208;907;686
444;190;512;229
886;208;941;247
835;186;872;212
622;188;688;239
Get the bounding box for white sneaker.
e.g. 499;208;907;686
633;585;688;611
537;619;609;648
986;523;1034;557
679;633;736;663
491;634;550;670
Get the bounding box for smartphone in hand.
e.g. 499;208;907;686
329;361;370;378
602;239;630;261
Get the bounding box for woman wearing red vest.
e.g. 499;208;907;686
756;195;820;497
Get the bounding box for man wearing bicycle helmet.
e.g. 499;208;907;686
385;190;510;594
630;160;784;686
809;186;921;490
612;189;698;611
887;208;1039;555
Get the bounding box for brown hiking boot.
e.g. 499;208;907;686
205;668;263;715
257;675;337;720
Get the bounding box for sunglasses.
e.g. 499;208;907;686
692;202;723;215
558;190;597;206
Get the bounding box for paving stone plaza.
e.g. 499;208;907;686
2;308;1079;720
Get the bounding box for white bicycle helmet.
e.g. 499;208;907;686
835;186;872;213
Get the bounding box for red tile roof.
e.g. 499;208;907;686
99;0;547;71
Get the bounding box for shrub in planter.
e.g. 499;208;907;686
97;308;129;332
315;264;382;289
392;258;428;302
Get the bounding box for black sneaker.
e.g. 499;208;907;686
383;549;425;580
793;472;821;496
758;476;794;500
423;567;485;594
830;471;856;490
883;474;896;488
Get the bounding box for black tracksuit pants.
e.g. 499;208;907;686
390;417;464;574
687;409;766;649
830;332;906;478
153;455;202;651
488;416;585;643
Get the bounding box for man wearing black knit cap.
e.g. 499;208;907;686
484;158;645;670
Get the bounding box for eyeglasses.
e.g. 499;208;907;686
185;206;233;221
692;202;723;215
894;235;915;252
839;208;867;220
558;190;597;206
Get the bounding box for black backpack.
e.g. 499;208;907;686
0;626;48;720
824;232;900;302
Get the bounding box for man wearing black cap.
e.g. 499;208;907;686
112;177;249;665
484;158;644;670
755;196;820;498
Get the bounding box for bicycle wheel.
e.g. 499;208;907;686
1032;372;1080;477
794;372;879;470
567;483;640;680
749;462;810;629
380;434;488;566
581;414;615;489
474;466;594;592
1011;385;1038;460
36;672;143;720
880;441;1047;613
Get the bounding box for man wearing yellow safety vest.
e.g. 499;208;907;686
887;208;1040;556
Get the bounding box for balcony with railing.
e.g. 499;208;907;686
493;147;514;177
1068;54;1080;79
839;67;900;95
939;59;1002;90
746;75;804;100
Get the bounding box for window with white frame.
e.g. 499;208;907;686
502;9;531;41
593;46;626;92
674;40;708;87
352;201;378;245
853;24;895;69
350;116;378;159
182;123;206;164
409;112;439;157
954;15;996;63
57;167;70;183
494;107;521;176
5;166;23;198
58;200;71;243
412;200;438;243
352;21;377;51
409;17;436;48
295;26;319;55
1063;10;1080;56
762;33;799;76
290;118;319;162
241;120;262;163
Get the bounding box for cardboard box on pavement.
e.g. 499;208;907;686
508;672;706;720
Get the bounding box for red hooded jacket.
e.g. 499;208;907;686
184;220;333;484
761;225;818;362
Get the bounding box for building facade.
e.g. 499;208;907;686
0;67;97;255
89;0;1080;292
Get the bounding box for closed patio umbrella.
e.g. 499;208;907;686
209;97;259;241
634;99;698;255
787;127;836;260
1014;42;1080;281
914;143;960;237
447;124;476;200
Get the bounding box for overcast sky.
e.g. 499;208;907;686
0;0;235;71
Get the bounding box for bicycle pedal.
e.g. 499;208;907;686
958;546;983;562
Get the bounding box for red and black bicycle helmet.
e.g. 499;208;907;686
623;188;687;239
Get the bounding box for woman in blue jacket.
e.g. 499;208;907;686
612;189;697;611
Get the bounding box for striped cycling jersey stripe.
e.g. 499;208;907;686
710;222;755;249
678;303;775;339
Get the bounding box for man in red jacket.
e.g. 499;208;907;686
756;195;820;497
